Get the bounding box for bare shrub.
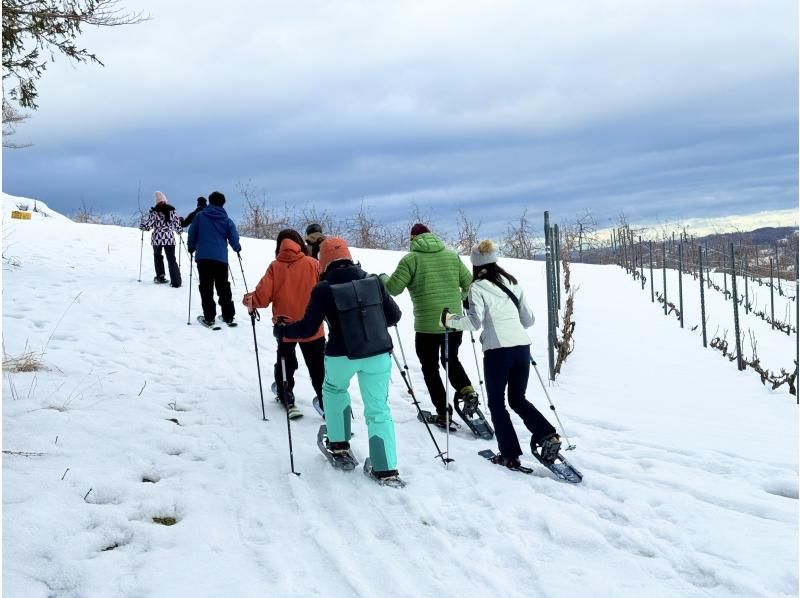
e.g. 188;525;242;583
345;202;394;249
502;209;539;260
236;181;292;239
3;350;45;373
452;209;481;256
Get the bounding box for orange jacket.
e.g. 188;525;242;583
250;239;324;343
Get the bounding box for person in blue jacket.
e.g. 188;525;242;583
187;191;242;326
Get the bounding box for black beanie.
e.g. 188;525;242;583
306;223;323;236
197;196;207;208
208;191;225;207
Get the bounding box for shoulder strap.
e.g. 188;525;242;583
492;279;521;311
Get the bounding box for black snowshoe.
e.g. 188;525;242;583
417;409;460;432
316;425;358;471
530;435;582;483
196;315;221;330
217;315;238;328
363;458;406;488
453;391;494;440
478;449;533;474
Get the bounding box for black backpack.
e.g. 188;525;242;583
329;276;393;359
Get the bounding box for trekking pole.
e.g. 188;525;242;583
442;309;452;468
530;357;576;450
281;352;301;476
138;230;144;282
186;252;193;325
468;331;487;410
178;233;182;268
238;253;268;422
391;349;452;465
229;264;237;287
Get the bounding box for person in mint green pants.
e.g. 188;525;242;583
276;237;403;480
323;353;396;471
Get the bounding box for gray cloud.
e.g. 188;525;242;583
3;0;797;237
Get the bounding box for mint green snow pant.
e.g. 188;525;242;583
323;352;397;472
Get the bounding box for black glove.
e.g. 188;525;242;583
462;298;469;310
440;308;453;330
273;320;288;340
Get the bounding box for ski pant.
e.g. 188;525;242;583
275;337;325;406
196;259;235;323
323;353;397;472
414;331;472;417
485;345;555;459
154;245;181;286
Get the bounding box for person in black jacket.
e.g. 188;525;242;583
273;237;403;481
305;223;325;260
180;197;207;228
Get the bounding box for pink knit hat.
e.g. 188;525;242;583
154;191;167;205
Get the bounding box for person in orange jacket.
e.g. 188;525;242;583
242;229;325;414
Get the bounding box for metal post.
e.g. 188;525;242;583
699;247;707;347
795;250;798;405
554;224;561;309
544;212;555;380
662;241;668;315
649;240;654;303
678;243;684;328
730;243;743;371
769;257;775;329
639;235;645;290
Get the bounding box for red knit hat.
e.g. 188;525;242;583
410;223;430;237
319;237;352;274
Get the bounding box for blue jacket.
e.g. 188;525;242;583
187;205;241;263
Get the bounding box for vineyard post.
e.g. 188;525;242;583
678;242;684;328
744;261;749;315
639;235;645;290
544;212;556;380
730;243;744;371
649;240;654;303
769;257;775;330
554;224;561;310
662;241;668;316
699;247;707;347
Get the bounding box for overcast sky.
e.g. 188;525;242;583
2;0;798;237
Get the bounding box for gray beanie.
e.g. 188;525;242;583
470;239;498;266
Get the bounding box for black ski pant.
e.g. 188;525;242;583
484;344;555;459
154;245;181;286
196;259;235;323
414;331;472;417
275;337;326;407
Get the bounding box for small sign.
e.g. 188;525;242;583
11;211;31;220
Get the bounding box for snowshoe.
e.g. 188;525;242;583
270;382;303;419
217;316;238;327
312;396;324;417
478;449;533;474
363;458;406;488
196;315;221;330
417;409;460;432
531;436;583;484
316;425;358;470
454;391;494;440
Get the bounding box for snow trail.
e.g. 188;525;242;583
3;196;797;597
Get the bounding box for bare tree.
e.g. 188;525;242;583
2;101;30;148
345;202;393;249
295;204;344;239
236;180;291;240
3;0;149;110
573;210;598;263
452;209;481;256
502;209;538;260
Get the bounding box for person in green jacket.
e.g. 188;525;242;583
380;223;476;428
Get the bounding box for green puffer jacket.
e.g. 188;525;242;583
380;233;472;333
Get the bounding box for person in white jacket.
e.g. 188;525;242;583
444;240;561;469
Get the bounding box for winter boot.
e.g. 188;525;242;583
533;433;561;465
454;386;480;414
490;454;522;470
327;440;351;455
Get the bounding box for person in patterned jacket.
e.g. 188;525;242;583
140;191;182;287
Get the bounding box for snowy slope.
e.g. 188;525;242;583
3;194;798;598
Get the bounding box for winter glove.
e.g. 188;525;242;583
378;273;389;285
439;308;455;330
462;297;470;310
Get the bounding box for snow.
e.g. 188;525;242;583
3;193;798;597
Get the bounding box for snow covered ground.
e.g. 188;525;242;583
3;194;798;598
